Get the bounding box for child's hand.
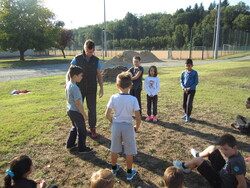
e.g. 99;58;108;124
134;125;138;132
245;157;250;164
35;180;47;188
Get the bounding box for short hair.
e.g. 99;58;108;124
84;39;95;50
148;65;158;77
247;97;250;102
90;169;115;188
218;134;237;148
185;59;193;66
133;56;141;61
68;65;83;78
163;166;184;188
116;72;132;89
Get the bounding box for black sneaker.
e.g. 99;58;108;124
79;147;93;153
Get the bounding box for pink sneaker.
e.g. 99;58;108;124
145;115;151;121
153;116;158;122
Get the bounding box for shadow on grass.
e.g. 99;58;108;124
153;120;250;153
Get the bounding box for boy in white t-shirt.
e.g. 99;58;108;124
105;72;141;180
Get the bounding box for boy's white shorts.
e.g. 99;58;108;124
110;122;137;155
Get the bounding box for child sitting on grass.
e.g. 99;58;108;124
4;155;57;188
163;166;184;188
173;134;247;188
105;72;141;180
90;169;115;188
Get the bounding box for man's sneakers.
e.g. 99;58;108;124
145;115;152;121
190;148;199;158
90;128;98;138
173;161;191;174
126;168;137;180
79;147;93;153
111;164;120;175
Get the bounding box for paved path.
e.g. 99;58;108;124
0;55;249;82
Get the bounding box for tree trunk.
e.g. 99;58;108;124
19;50;25;61
61;49;66;58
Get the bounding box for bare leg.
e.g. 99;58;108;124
111;152;118;166
199;145;217;158
126;155;133;170
184;157;204;169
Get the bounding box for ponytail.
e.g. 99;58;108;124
4;174;12;188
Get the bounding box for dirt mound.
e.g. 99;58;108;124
103;65;128;82
108;51;161;64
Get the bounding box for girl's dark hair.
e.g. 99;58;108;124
4;155;32;188
148;65;158;77
185;59;193;66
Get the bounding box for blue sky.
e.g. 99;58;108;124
43;0;248;29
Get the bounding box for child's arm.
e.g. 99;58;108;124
235;174;247;188
75;99;88;121
131;70;143;80
134;110;141;132
105;108;112;123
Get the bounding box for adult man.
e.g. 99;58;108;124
67;40;103;138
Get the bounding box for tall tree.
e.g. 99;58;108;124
0;0;57;60
55;29;74;58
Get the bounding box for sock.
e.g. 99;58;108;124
182;162;187;169
127;169;132;174
112;165;117;170
196;153;200;157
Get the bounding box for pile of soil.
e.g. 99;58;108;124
108;51;161;64
103;65;128;82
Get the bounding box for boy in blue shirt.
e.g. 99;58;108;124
66;66;93;153
180;59;199;122
105;72;141;180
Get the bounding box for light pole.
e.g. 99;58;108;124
104;0;107;57
214;0;221;59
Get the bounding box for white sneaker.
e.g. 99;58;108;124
190;148;199;158
173;161;191;174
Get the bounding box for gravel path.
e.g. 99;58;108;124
0;55;249;82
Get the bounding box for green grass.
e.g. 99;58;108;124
0;59;249;187
218;51;250;59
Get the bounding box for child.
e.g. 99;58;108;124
105;72;141;180
128;56;144;115
66;65;93;153
90;169;115;188
231;97;250;134
144;65;160;122
4;155;57;188
173;134;247;188
180;59;199;122
163;166;184;188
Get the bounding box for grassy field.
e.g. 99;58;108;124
0;59;249;187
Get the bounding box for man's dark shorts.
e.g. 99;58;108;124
197;149;226;188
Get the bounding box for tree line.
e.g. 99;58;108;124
72;0;250;51
0;0;249;60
